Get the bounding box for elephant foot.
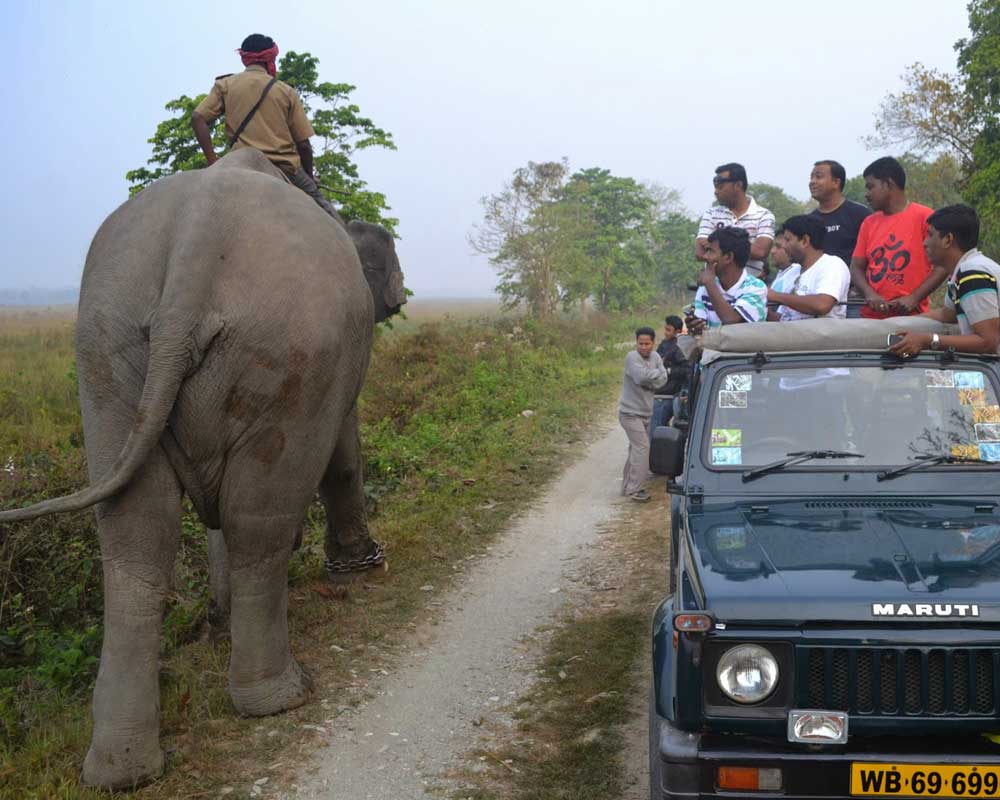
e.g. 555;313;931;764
82;732;164;790
324;538;386;583
229;658;314;717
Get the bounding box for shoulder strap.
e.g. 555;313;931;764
227;77;279;150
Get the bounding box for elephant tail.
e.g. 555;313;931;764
0;314;224;524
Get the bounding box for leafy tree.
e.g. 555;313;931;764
471;161;696;315
843;174;867;206
560;168;658;312
864;63;981;170
648;212;699;297
957;0;1000;254
900;153;965;208
126;51;397;231
748;182;812;227
470;160;573;316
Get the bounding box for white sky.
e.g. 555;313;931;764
0;0;971;298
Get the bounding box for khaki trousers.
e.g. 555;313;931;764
619;412;651;495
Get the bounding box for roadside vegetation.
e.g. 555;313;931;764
0;306;646;798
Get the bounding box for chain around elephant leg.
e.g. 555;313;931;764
324;535;386;579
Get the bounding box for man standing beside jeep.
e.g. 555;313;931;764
619;327;668;502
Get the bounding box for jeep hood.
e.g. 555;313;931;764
690;499;1000;624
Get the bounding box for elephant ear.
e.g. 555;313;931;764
347;220;407;322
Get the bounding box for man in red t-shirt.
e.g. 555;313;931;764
849;156;948;319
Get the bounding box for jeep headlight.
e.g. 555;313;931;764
716;644;779;704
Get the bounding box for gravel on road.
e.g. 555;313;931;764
283;419;634;799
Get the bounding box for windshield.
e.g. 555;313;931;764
706;364;1000;468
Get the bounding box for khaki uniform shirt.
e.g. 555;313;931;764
194;64;314;175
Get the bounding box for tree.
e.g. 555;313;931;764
957;0;1000;255
560;168;658;312
648;212;699;297
126;51;398;231
864;63;981;170
748;182;811;226
470;160;573;316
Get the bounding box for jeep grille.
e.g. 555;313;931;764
802;647;996;716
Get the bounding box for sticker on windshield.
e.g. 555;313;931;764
713;526;747;550
960;388;987;407
723;373;752;392
975;405;1000;424
711;447;742;465
926;369;955;388
953;444;981;459
976;423;1000;442
979;443;1000;462
718;391;747;409
711;428;742;447
955;371;986;389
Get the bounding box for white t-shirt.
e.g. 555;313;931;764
777;253;851;321
771;264;801;294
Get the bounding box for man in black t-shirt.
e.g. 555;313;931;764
808;159;871;317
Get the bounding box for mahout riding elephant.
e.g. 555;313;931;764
0;148;405;789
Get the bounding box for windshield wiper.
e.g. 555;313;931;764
741;450;864;482
877;453;989;482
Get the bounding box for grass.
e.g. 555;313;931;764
0;306;644;798
449;493;669;800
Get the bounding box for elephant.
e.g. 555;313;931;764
0;147;405;789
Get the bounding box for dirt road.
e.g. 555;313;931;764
278;419;654;799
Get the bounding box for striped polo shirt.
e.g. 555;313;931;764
697;196;776;277
944;248;1000;346
693;269;768;329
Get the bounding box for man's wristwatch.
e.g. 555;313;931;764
930;333;941;351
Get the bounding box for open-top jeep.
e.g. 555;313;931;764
649;318;1000;800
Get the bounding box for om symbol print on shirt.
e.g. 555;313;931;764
868;234;910;288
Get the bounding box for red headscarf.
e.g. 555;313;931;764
237;43;279;77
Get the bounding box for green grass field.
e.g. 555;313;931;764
0;302;640;798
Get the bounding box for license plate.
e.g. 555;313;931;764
852;763;1000;797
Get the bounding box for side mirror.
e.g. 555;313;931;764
651;426;686;478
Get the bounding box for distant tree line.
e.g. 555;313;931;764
469;155;967;318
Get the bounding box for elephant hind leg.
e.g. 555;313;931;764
82;447;182;790
321;406;383;579
221;485;313;716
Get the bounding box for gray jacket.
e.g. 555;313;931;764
618;351;668;417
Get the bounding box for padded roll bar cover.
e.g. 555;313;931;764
701;317;958;354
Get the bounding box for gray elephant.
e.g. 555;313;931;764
0;148;405;789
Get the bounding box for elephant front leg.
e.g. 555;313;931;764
319;407;384;581
82;453;182;790
206;527;231;638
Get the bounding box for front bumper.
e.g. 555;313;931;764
652;715;1000;799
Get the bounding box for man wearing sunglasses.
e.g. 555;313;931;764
695;163;776;280
889;205;1000;358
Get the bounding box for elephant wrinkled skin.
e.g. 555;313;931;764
0;148;405;789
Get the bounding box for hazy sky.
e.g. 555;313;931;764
0;0;971;298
